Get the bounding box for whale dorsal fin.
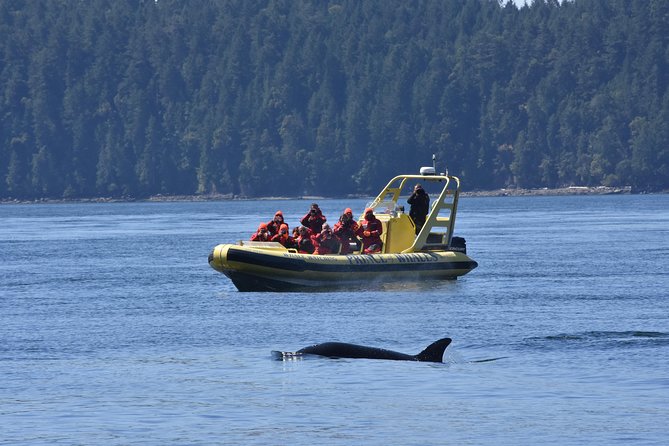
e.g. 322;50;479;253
414;338;452;362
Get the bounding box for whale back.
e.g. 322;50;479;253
284;338;452;362
297;342;413;360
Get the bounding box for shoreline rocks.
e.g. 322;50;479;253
1;185;657;205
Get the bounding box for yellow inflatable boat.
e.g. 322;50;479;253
209;168;477;291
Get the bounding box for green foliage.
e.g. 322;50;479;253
1;0;668;199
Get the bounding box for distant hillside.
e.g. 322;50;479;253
1;0;668;199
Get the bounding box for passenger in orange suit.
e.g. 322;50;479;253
333;208;360;254
356;208;383;254
271;223;294;248
313;224;341;255
266;210;286;237
250;223;271;241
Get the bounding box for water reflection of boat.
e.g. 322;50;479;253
209;167;478;291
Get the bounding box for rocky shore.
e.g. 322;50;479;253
460;185;633;197
0;185;647;205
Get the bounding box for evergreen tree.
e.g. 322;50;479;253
1;0;668;199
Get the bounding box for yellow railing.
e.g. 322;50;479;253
366;174;461;254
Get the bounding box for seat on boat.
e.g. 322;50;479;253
376;212;415;254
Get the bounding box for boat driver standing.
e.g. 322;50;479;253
407;184;430;235
356;208;383;254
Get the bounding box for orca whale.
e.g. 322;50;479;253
273;338;452;362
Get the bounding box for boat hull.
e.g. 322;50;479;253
209;243;478;292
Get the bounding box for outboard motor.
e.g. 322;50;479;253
449;236;467;254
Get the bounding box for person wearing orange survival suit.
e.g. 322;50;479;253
356;208;383;254
300;203;327;234
250;223;271;241
313;224;341;255
333;208;360;254
270;223;295;248
266;210;286;237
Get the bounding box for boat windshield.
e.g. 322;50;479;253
365;199;401;216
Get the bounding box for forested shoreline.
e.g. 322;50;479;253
1;0;668;200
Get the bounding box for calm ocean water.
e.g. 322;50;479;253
1;194;668;445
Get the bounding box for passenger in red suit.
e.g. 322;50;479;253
333;208;360;254
250;223;271;241
313;224;341;255
266;210;286;237
296;226;315;254
356;208;383;254
300;203;327;234
270;223;294;248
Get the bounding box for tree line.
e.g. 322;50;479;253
1;0;668;199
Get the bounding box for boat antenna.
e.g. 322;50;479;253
433;153;448;177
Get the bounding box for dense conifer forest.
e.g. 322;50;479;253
1;0;668;199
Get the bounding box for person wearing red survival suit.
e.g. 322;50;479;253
266;210;286;237
356;208;383;254
270;223;294;248
300;203;327;234
296;226;316;254
250;223;271;241
313;224;341;255
333;208;360;254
